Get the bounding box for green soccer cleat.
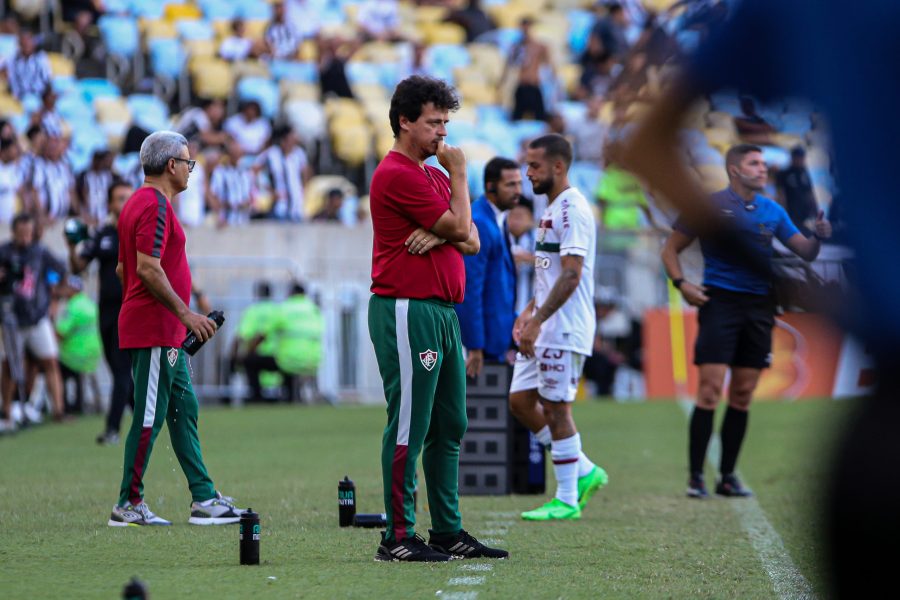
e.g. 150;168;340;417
577;466;609;510
521;498;582;521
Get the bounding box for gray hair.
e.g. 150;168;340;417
140;130;188;176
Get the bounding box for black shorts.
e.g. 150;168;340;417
694;286;775;369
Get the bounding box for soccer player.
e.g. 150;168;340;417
661;144;831;499
509;134;608;521
108;131;245;527
368;76;507;562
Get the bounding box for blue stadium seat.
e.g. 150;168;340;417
128;0;164;19
197;0;238;20
476;121;517;158
149;38;186;79
556;100;587;126
345;62;383;85
761;145;790;169
127;94;170;131
0;34;17;61
102;0;130;14
570;162;603;195
467;159;487;199
77;78;121;104
445;120;479;147
269;60;318;82
568;10;594;56
475;104;508;126
424;44;469;82
376;62;401;90
51;76;77;95
236;0;273;20
98;15;139;58
237;77;280;119
20;93;41;115
512;120;547;144
177;19;215;41
56;92;95;124
474;28;520;55
780;113;812;136
9;113;29;134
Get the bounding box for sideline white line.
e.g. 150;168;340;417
447;577;486;586
436;593;478;600
677;400;816;599
435;516;514;599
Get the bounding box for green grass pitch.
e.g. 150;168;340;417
0;399;850;599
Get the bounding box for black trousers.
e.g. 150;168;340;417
243;352;296;402
512;83;547;121
60;362;84;414
100;303;133;434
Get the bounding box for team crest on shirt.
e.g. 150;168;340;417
419;349;438;371
167;348;179;367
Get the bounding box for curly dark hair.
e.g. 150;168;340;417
389;76;460;138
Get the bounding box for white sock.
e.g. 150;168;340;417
535;426;552;447
577;451;596;478
551;434;581;507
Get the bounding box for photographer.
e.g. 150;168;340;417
0;213;66;430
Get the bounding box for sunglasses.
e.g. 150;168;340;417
170;157;196;173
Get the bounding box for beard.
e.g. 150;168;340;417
531;176;554;195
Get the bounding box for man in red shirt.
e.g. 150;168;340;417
108;131;245;527
368;76;507;562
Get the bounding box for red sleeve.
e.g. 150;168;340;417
134;193;168;258
384;168;449;230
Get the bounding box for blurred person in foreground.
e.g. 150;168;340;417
616;2;898;596
68;179;135;445
509;134;608;522
368;76;504;562
108;131;245;527
455;157;521;377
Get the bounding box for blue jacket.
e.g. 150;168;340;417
455;197;517;360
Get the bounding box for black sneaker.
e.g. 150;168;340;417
687;472;710;499
429;529;509;559
716;473;753;497
375;532;454;562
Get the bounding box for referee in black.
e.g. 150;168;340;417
662;144;832;498
67;179;134;445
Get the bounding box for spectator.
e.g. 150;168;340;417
285;0;322;41
318;35;358;100
507;197;535;315
445;0;496;43
67;179;134;445
577;45;616;100
209;136;255;226
224;100;271;155
312;188;344;222
357;0;403;42
503;18;554;121
256;125;311;221
0;29;51;100
590;1;631;59
31;87;65;139
18;125;45;186
734;96;777;145
266;1;301;60
456;157;522;376
174;98;228;149
775;146;818;236
174;138;209;228
270;281;324;403
76;149;114;225
0;135;23;226
0;213;67;428
29;136;77;224
219;18;266;62
565;97;610;163
54;275;101;415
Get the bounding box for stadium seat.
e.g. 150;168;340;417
94;97;131;123
176;19;215;41
703;127;736;154
324;97;366;123
127;94;170;130
474;27;521;55
283;99;326;144
457;80;497;106
129;0;165;20
231;60;271;80
113;152;141;179
77;78;121;103
101;0;130;13
780;113;812;136
570;162;603;194
270;60;318;83
695;164;729;193
355;41;399;64
142;19;179;44
555;100;587;125
148;38;186;79
488;3;538;29
345;62;383;86
444;120;480;147
236;0;273;20
303;175;358;219
421;22;466;45
567;9;594;55
184;39;217;60
280;80;320;102
46;53;75;77
164;3;202;21
51;76;77;95
98;15;140;58
512;119;548;143
191;59;234;99
690;146;725;167
56;92;95;123
352;82;388;104
237;76;280;119
0;94;22;117
332;123;373;167
196;0;237;21
0;34;16;61
459;140;499;164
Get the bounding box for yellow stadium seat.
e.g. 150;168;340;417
192;60;234;99
243;20;268;40
332;124;372;166
142;19;178;41
695;164;729;193
0;94;22;117
304;175;358;219
298;39;318;61
47;52;75;77
354;41;398;64
488;4;538;29
704;127;737;154
211;19;232;40
421;22;466;45
705;111;735;130
467;43;505;84
281;81;320;102
231;60;270;79
457;80;497;105
94;97;132;124
414;5;449;23
185;39;217;59
353;82;388;103
557;63;582;97
164;3;202;21
324;97;366;122
375;129;394;159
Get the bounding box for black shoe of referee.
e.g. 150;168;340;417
375;532;454;562
429;529;509;559
687;472;710;499
715;473;754;497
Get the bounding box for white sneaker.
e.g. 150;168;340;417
188;491;245;525
10;402;23;426
0;419;16;435
108;502;172;527
23;403;43;425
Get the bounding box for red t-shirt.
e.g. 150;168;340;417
370;151;465;303
117;187;192;349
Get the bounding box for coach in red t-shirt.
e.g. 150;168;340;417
368;76;507;562
107;131;245;528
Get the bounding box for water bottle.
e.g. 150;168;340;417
338;476;356;527
182;311;225;356
239;508;260;565
353;513;387;528
122;577;148;599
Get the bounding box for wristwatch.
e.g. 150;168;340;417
672;278;684;290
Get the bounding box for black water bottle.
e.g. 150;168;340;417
122;577;147;599
239;508;260;565
182;311;225;356
338;476;356;527
353;513;387;528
